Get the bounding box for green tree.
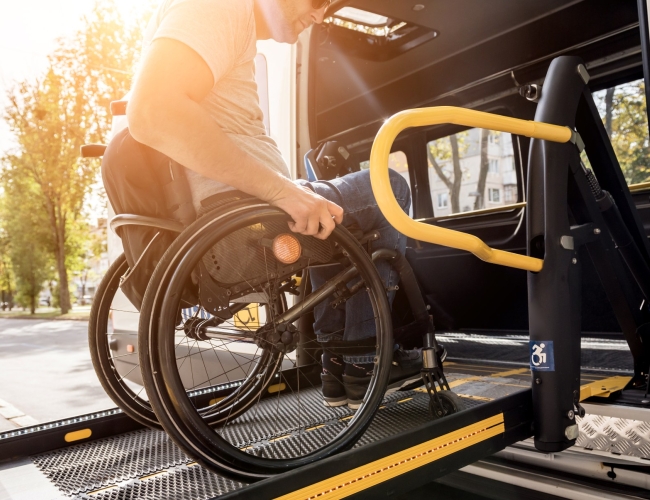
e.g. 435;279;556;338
0;228;16;310
0;181;53;313
4;68;97;313
53;1;150;143
1;0;149;313
594;81;650;185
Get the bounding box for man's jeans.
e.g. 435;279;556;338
296;169;411;364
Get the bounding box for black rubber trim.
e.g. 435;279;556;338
0;410;143;461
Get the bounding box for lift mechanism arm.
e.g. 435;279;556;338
369;106;573;272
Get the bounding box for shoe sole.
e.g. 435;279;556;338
347;400;362;410
323;398;348;408
386;375;423;395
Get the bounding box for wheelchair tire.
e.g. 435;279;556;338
88;253;160;429
140;202;394;480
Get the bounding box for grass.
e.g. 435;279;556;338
0;306;91;321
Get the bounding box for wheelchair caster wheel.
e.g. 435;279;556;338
429;390;466;418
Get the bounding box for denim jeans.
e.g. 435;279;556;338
296;169;411;363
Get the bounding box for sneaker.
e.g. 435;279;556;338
438;345;448;363
321;352;347;407
389;347;423;382
343;361;374;410
342;374;372;410
343;348;425;409
321;372;348;407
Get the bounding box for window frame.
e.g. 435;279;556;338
437;192;449;209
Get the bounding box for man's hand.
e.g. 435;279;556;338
268;183;343;240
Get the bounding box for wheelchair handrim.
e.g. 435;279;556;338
156;208;393;477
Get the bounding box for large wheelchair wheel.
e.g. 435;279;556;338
139;201;393;480
88;253;159;428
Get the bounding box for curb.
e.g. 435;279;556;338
0;316;90;322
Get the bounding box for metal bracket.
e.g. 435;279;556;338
570;131;585;152
560;235;575;250
198;263;230;314
330;281;352;308
570;223;600;247
577;64;591;84
519;84;542;103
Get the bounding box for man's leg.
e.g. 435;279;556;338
297;169;412;406
308;263;348;406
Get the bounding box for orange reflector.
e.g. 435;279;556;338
268;383;286;394
65;429;92;442
272;234;302;264
126;345;135;353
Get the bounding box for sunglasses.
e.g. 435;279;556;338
312;0;332;10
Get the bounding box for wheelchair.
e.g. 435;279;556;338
86;118;460;480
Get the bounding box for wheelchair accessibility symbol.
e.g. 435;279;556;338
531;343;546;365
529;341;555;371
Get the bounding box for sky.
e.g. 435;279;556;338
0;0;141;156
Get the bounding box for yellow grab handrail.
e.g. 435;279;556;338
369;107;574;272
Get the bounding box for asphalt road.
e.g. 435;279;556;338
0;318;113;431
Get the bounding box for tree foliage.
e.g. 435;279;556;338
0;226;16;310
594;80;650;185
0;180;53;313
1;0;150;313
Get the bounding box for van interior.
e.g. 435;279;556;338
304;0;646;352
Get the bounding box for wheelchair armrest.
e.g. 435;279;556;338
110;214;184;234
80;144;107;158
110;100;128;116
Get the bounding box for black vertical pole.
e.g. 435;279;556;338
637;0;650;133
527;56;587;453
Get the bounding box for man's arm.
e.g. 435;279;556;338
127;38;342;238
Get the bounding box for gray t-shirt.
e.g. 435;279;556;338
142;0;290;210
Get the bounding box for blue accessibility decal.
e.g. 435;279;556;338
529;341;555;371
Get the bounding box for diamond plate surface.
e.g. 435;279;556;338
576;413;650;459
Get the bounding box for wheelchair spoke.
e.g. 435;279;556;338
115;362;145;384
108;308;139;315
108;352;140;360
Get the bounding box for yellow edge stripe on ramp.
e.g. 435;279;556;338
579;376;631;401
448;367;529;390
275;414;505;500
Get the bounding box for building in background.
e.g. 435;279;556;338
362;130;518;218
428;129;517;217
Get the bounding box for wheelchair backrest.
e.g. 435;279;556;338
102;127;195;309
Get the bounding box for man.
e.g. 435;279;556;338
127;0;419;409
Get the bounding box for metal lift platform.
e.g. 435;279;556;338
1;358;645;500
